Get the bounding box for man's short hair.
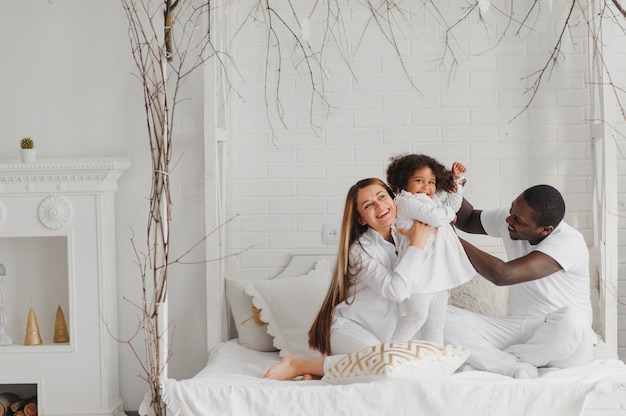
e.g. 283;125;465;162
522;184;565;228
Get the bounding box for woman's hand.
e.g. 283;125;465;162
397;220;436;249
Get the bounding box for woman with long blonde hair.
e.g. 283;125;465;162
264;178;434;380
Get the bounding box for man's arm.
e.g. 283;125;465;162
454;198;486;234
459;238;562;286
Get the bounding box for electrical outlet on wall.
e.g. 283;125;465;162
322;224;339;245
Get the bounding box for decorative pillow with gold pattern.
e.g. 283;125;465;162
226;277;276;352
323;341;470;384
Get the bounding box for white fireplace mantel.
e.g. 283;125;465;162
0;157;130;416
0;157;130;194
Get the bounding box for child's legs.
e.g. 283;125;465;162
419;290;448;345
392;293;432;342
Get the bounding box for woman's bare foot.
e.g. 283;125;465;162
301;374;322;381
263;355;300;380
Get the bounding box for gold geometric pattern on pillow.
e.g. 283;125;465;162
324;341;469;383
240;305;267;327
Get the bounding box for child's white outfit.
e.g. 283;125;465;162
391;180;475;344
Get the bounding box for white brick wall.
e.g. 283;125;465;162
223;1;626;357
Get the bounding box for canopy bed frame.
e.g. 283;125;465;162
160;136;626;414
153;11;626;413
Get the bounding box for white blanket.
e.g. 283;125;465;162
161;340;626;416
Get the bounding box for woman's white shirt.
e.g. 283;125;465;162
332;228;428;344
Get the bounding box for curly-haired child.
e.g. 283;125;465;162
386;153;475;344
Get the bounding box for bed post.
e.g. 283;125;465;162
592;137;619;351
204;1;230;354
589;0;619;350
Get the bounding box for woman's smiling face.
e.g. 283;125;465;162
356;184;397;239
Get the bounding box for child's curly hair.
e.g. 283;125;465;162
386;153;456;195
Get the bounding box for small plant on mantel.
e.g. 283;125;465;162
19;137;37;164
20;137;34;150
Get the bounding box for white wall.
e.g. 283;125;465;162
224;3;598;275
1;0;625;413
1;1;207;412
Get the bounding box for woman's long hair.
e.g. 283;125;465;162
308;178;393;355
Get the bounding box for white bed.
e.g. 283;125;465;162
158;253;626;416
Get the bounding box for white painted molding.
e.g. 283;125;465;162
0;158;131;193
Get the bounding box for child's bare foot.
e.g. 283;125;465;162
263;355;300;380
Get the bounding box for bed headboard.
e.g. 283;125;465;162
273;253;336;279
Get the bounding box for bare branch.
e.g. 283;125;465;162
609;0;626;18
509;0;577;122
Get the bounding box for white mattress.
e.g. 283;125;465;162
160;339;626;416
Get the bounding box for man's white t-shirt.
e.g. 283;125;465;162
480;207;592;325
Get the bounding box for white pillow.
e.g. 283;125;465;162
225;277;276;352
448;274;510;317
323;341;469;384
245;261;331;359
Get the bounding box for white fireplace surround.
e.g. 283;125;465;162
0;157;130;416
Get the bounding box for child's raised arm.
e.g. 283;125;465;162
452;161;467;179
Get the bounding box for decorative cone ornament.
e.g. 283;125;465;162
25;307;42;346
53;305;69;343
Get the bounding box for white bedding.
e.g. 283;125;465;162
162;339;626;416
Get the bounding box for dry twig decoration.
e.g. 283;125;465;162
120;1;218;414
